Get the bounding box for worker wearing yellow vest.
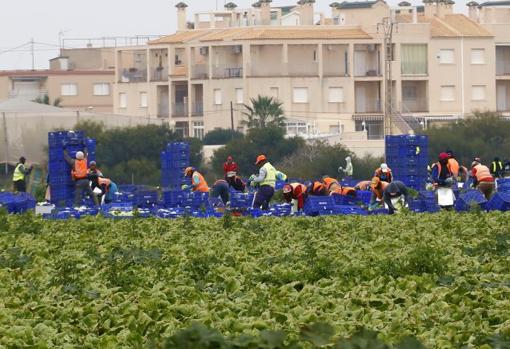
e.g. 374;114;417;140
64;149;97;206
183;167;209;193
250;155;277;210
12;157;33;192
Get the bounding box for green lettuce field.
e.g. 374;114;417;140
0;211;509;348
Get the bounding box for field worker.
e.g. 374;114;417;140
223;156;239;179
383;181;410;215
64;150;97;206
491;157;504;179
227;175;246;192
338;156;354;179
431;152;454;187
368;177;389;210
183;167;209;193
210;179;230;206
322;176;341;194
446;150;460;178
250;155;276;210
282;183;308;212
330;185;357;197
374;163;393;183
457;165;469;184
92;177;118;204
88;161;103;177
12;156;33;193
308;181;328;196
471;160;495;200
355;180;372;191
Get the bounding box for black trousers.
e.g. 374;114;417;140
13;180;26;192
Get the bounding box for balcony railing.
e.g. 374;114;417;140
119;68;147;83
158;104;169;118
355;100;382;114
192;64;209;79
151;67;168;82
496;60;510;76
172;103;188;117
192;102;203;116
288;62;318;77
213;66;243;79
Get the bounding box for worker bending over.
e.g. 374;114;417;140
183;167;209;193
383;181;409;215
471;160;495;200
308;181;328;196
210;179;230;206
374;163;392;183
250;155;277;210
368;177;389;211
227;175;246;192
282;183;308;212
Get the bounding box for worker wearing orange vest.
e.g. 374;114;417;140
308;181;328;196
374;163;393;183
368;177;390;210
355;180;372;191
64;149;97;206
330;186;357;197
431;153;454;187
446;150;460;178
322;176;341;194
183;167;209;193
471;160;495;200
282;183;308;211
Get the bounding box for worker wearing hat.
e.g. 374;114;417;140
64;149;97;206
471;160;495;200
374;163;393;183
431;152;454;187
368;177;389;210
12;156;33;193
282;183;308;212
183;167;209;193
446;150;460;178
250;155;277;210
88;161;103;178
223;155;239;179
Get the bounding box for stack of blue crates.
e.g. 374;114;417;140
0;192;36;214
161;142;190;189
487;192;510;212
48;131;96;207
385;135;429;191
455;190;487;212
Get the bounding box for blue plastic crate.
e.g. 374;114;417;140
455;190;487;212
304;196;336;216
386;135;428;146
487;192;510;212
332;205;368;215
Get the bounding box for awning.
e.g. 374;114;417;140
352;114;384;121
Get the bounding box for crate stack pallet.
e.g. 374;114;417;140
48;131;96;207
161;142;190;189
385;135;429;191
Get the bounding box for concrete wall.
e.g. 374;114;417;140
0;77;10;100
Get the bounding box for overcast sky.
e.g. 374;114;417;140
0;0;468;70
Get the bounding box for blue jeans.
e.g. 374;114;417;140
253;185;274;210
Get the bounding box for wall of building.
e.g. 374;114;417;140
0;76;10;100
60;48;115;70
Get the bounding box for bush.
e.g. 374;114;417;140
203;128;244;145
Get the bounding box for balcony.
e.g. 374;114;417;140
323;44;349;77
191;64;209;79
119;68;147;83
354;44;381;78
151;67;168;82
288;62;318;77
496;46;510;77
355;81;382;114
170;65;188;78
192;102;203;116
172;103;188;117
212;65;243;79
497;81;510;112
401;81;429;113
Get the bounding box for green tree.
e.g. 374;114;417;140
241;96;286;129
203;128;244;145
34;94;61;107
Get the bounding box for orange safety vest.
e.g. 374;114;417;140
448;158;460;177
356;181;372;191
330;186;356;196
375;168;393;182
434;162;453;178
310;181;326;195
372;181;390;200
473;164;494;183
193;171;209;193
323;177;340;191
72;159;88;180
290;183;307;197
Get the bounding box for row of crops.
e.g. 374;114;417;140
0;210;509;347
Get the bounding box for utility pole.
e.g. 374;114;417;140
230;101;235;139
2;112;9;175
30;38;35;71
378;16;397;137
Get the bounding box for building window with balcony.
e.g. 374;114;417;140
472;85;486;101
235;88;244;104
439;49;454;64
471;49;485;65
119;93;127;108
193;121;205;140
61;83;78;96
214;89;222;105
401;44;427;75
293;87;308;104
440;86;455;102
286;121;308;136
140;92;148;108
328;87;344;103
93;83;110;96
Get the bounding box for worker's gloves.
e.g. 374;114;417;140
338;167;344;174
249;174;256;181
181;184;190;191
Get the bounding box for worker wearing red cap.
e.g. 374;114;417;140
431;152;454;187
250;154;277;210
223;156;239;179
283;183;308;211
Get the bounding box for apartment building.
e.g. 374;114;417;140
113;0;510;139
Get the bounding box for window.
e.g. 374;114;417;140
403;86;417;101
471;49;485;64
329;125;340;134
214;89;222;105
61;83;77;96
472;85;486;101
119;93;127;108
293;87;308;104
270;87;279;99
235;88;243;104
328;87;344;103
286;121;308;135
193;121;205;139
439;49;454;64
401;44;427;75
140;92;148;108
93;83;110;96
440;86;455;102
175;121;189;138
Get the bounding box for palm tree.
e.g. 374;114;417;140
241;95;286;129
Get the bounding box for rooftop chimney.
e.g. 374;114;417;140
298;0;315;26
260;0;272;25
330;2;341;19
467;1;480;21
176;2;188;31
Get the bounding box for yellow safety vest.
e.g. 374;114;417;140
12;163;26;182
260;162;277;187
